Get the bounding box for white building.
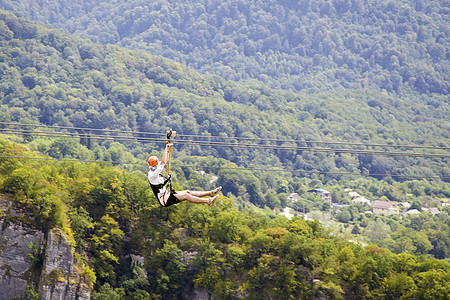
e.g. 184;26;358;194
371;200;399;215
405;209;421;215
351;196;371;205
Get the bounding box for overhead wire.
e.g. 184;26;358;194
0;155;121;164
0;125;449;159
178;133;450;150
1;121;448;150
0;121;448;180
0;155;448;180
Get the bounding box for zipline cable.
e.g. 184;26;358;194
1;128;449;159
1;155;448;180
1;121;448;150
0;121;165;137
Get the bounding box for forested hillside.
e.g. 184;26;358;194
1;0;448;94
1;138;449;299
0;10;448;184
0;5;449;298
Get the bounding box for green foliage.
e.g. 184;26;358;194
2;0;448;96
46;138;80;159
81;265;97;290
24;284;39;300
91;283;125;300
0;9;447;183
4;167;34;195
218;164;265;206
336;209;351;223
90;214;125;284
0;139;449;299
210;211;241;243
146;239;188;298
69;207;94;249
0;4;448;298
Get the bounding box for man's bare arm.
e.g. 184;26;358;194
160;143;172;165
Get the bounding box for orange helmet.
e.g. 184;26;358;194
148;156;158;167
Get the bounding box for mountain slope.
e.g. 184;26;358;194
1;138;449;299
0;10;448;181
1;0;448;94
0;11;449;298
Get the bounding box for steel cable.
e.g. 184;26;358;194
1;121;448;150
1;127;448;159
0;155;448;180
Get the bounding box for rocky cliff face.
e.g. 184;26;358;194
38;228;90;300
0;197;90;299
0;222;44;299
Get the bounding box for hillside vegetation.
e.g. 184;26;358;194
1;0;448;95
0;10;448;183
0;5;449;298
1;138;449;299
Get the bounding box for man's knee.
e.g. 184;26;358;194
175;192;187;200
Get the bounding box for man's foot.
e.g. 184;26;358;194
212;186;222;196
208;195;219;206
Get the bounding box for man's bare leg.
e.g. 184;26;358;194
175;192;219;206
186;186;222;197
175;191;209;204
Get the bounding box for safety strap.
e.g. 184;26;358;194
163;174;174;193
150;173;174;206
165;129;175;191
167;140;172;176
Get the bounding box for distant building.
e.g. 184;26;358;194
405;209;421;215
308;188;331;202
400;202;411;208
429;207;440;215
351;196;371;205
281;207;294;220
348;191;359;197
441;200;450;207
371;200;399;215
332;203;349;209
288;193;299;202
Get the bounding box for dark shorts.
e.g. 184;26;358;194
162;191;181;207
150;182;181;207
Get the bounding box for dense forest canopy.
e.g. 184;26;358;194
1;0;448;95
0;2;449;298
1;138;449;299
0;10;448;182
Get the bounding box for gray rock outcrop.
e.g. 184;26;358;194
0;196;91;299
39;228;90;300
0;223;44;299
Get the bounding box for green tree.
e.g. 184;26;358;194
210;211;241;244
367;219;391;240
47;138;79;158
147;239;187;297
336;209;351;223
384;272;417;300
413;269;450;300
391;228;433;255
90;214;125;284
192;240;225;296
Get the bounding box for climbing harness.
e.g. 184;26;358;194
148;129;178;207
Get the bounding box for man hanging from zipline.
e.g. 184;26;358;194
148;130;221;207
